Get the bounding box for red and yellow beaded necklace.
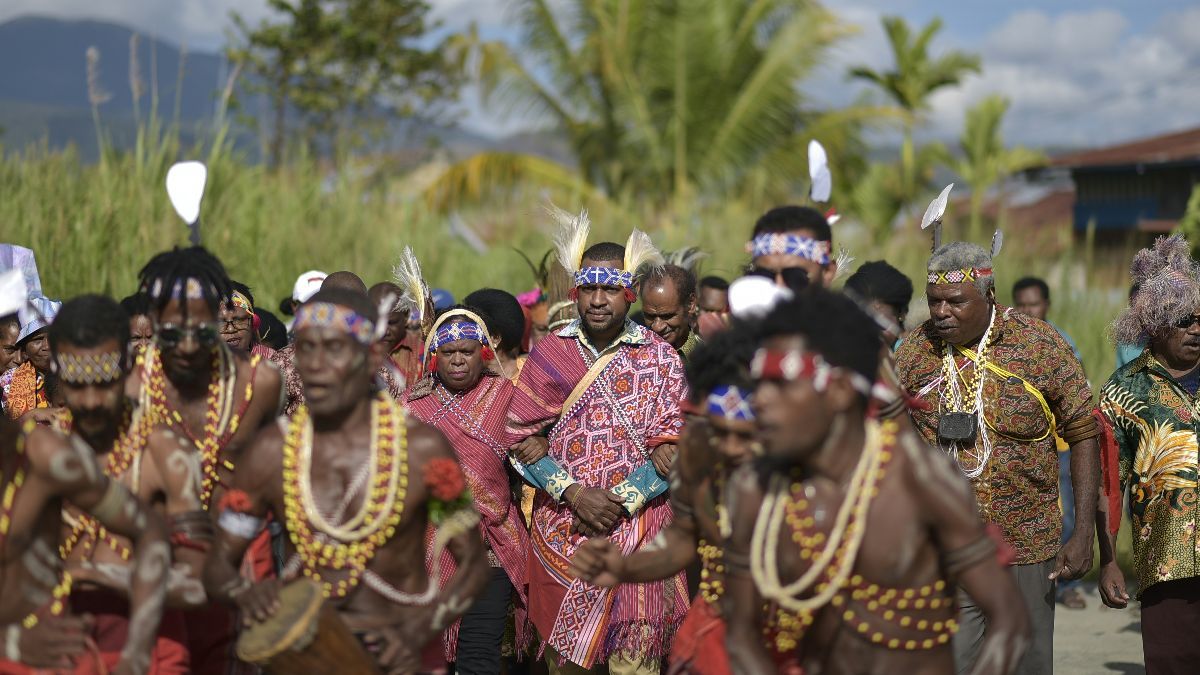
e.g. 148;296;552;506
281;393;410;598
1;420;74;630
59;404;152;562
140;343;240;509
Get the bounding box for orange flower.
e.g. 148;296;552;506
218;489;254;514
425;458;466;501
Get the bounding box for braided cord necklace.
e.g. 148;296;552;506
938;307;997;478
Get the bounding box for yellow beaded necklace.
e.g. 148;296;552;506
2;421;74;630
140;344;238;509
281;393;410;598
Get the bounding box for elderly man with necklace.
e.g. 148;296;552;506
406;305;532;672
725;290;1028;675
503;210;688;674
895;240;1099;675
204;287;490;674
1097;235;1200;673
129;246;283;674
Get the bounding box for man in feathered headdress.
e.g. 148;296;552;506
895;208;1098;675
1097;234;1200;671
503;208;688;673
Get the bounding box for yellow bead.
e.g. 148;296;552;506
917;620;928;631
905;640;916;650
914;599;926;609
857;622;869;634
897;599;908;609
888;639;900;649
842;610;854;621
883;610;895;621
872;632;883;643
900;617;910;627
922;639;934;649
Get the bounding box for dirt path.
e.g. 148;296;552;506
1053;584;1144;674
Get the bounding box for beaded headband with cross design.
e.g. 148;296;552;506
55;351;124;385
926;268;993;285
293;302;375;346
430;321;489;352
746;233;831;265
573;266;635;289
750;348;872;395
424;309;497;356
705;384;755;422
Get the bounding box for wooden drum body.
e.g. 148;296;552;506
236;579;380;674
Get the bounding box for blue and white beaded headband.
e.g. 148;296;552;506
746;234;831;265
293;302;375;346
430;320;488;353
573;266;635;289
705;384;755;422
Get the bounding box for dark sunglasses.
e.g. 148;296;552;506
1175;315;1200;329
747;265;811;291
156;324;220;348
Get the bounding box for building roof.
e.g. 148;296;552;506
1051;126;1200;169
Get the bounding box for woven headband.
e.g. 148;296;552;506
746;234;831;265
229;290;253;312
927;268;993;285
293;302;375;346
55;351;124;385
424;309;497;356
573;266;635;289
750;348;872;395
705;385;755;422
430;320;489;353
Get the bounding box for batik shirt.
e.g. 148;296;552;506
896;305;1092;564
1100;350;1200;596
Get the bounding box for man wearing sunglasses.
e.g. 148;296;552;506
745;206;836;292
131;246;283;675
1098;235;1200;672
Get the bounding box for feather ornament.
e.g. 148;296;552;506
921;183;955;252
392;246;430;328
664;246;707;274
808;140;832;204
990;230;1004;258
548;204;591;276
623;229;664;277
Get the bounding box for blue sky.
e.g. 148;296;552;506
2;0;1197;148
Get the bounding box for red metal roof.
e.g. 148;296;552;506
1051;126;1200;168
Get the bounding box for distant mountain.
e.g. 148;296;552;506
0;15;573;165
0;16;226;120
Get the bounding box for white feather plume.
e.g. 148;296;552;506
921;184;955;230
373;292;397;341
665;246;707;273
548;204;591;276
624;229;665;277
391;247;429;324
990;229;1004;258
808;140;832;203
834;246;855;282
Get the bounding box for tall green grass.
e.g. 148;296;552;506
2;124;1135;389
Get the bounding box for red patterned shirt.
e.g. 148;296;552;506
895;305;1092;564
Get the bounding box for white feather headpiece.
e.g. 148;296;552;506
549;204;591;277
391;247;430;325
623;229;664;276
664;246;707;274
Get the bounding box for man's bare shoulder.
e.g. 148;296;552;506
404;412;456;466
894;427;975;504
25;425;102;491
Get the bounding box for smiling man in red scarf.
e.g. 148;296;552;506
504;209;688;674
407;306;532;673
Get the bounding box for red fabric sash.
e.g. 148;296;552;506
1094;407;1122;535
668;595;729;675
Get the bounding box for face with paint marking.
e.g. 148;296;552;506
295;320;384;418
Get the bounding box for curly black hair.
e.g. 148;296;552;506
463;289;524;354
49;294;130;353
758;289;880;385
685;320;758;404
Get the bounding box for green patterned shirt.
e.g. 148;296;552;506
1100;350;1200;596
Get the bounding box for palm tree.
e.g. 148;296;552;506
946;95;1044;240
849;16;980;206
430;0;885;214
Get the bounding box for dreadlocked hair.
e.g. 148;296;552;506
137;246;233;315
759;288;881;391
686;320;758;403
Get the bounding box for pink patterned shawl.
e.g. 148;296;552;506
408;374;532;661
504;326;689;669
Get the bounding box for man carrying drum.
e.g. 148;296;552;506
203;287;491;674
